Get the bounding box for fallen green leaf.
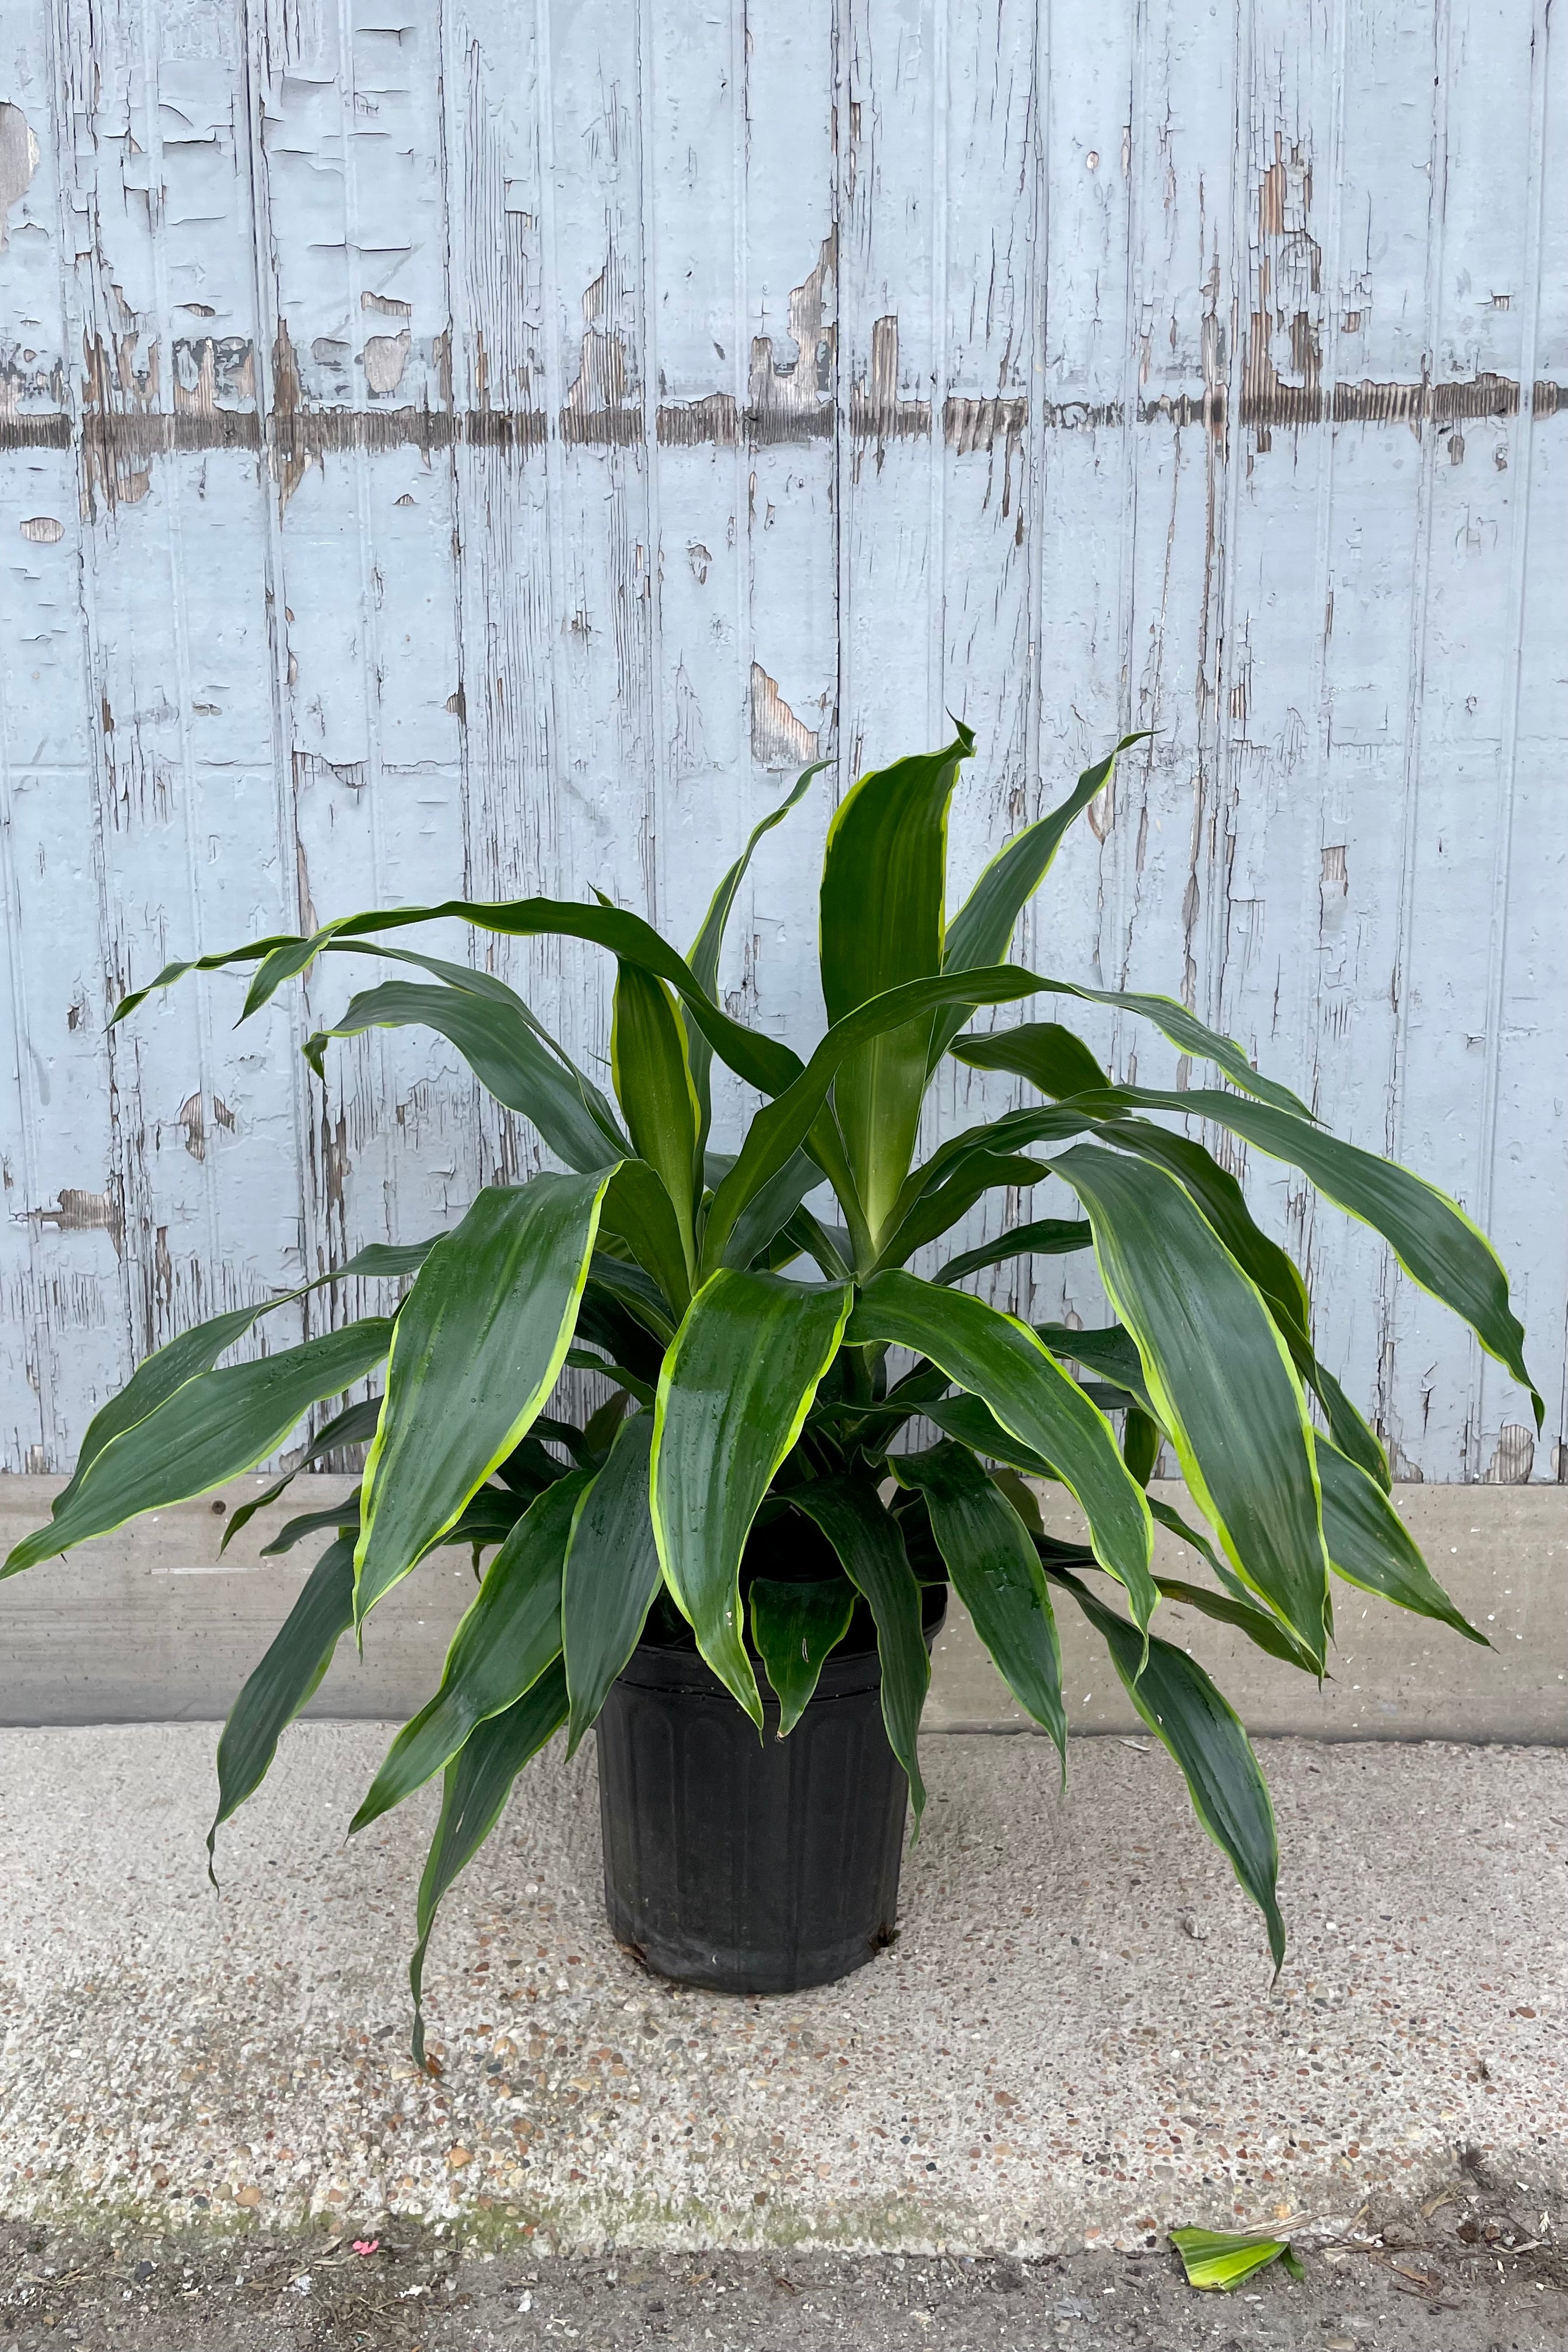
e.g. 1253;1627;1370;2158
1168;2225;1301;2291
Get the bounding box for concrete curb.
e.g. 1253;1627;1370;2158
2;1476;1564;1740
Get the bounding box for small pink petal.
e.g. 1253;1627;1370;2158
352;2239;380;2256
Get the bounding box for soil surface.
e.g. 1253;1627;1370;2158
5;2173;1566;2350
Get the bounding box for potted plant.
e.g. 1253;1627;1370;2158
6;729;1536;2060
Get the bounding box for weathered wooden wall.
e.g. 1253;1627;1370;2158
1;0;1563;1482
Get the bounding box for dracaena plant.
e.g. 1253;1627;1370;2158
6;729;1538;2056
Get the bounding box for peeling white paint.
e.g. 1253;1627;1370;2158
0;102;38;249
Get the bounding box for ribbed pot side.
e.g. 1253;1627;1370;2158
595;1592;944;1995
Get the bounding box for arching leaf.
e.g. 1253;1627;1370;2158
57;1236;428;1525
955;998;1310;1117
352;1472;586;1831
4;1319;393;1578
220;1393;384;1554
354;1172;615;1622
933;1216;1094;1287
408;1660;570;2066
790;1478;930;1819
650;1270;853;1723
892;1442;1064;1754
563;1412;663;1752
930;736;1147;1066
1048;1563;1285;1969
1315;1436;1484;1642
115;897;806;1105
207;1535;356;1878
847;1270;1157;1634
750;1574;856;1736
1086;1084;1539;1427
1049;1145;1329;1671
304;979;625;1173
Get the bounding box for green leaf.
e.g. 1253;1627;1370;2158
701;964;1048;1275
931;736;1148;1067
1301;1356;1391;1493
260;1489;363;1555
1168;2227;1297;2292
329;1239;440;1282
352;1472;587;1831
1315;1436;1485;1642
611;959;702;1276
57;1236;428;1527
354;1171;616;1622
790;1478;930;1819
408;1657;569;2067
874;1153;1052;1270
304;980;625;1173
60;1304;280;1514
1143;1495;1251;1598
563;1349;656;1410
715;1149;822;1274
4;1320;393;1577
933;1217;1094;1287
1051;1564;1285;1968
917;1401;1258;1646
1050;1146;1330;1671
1098;1116;1312;1345
117;896;806;1105
582;1388;632;1457
650;1270;853;1723
771;1203;854;1283
318;946;628;1163
1066;1083;1539;1423
1122;1405;1161;1486
206;1535;356;1876
583;1257;677;1352
1036;1322;1155;1414
883;1104;1094;1243
750;1574;857;1736
219;1394;384;1553
954;997;1311;1118
1148;1576;1321;1671
830;1358;956;1460
970;1020;1111;1100
892;1442;1064;1754
819;727;975;1239
686;761;826;1153
600;1160;694;1317
494;1436;573;1499
1093;1114;1392;1488
923;1390;1052;1474
847;1270;1157;1635
438;1484;536;1557
562;1412;663;1753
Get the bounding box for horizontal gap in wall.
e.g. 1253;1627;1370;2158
1;373;1562;468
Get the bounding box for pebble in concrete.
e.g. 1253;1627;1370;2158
0;1726;1563;2252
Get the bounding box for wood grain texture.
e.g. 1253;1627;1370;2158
0;0;1562;1480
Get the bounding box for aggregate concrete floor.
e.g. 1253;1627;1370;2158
2;1725;1563;2267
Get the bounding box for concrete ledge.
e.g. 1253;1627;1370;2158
0;1723;1563;2248
2;1475;1564;1741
